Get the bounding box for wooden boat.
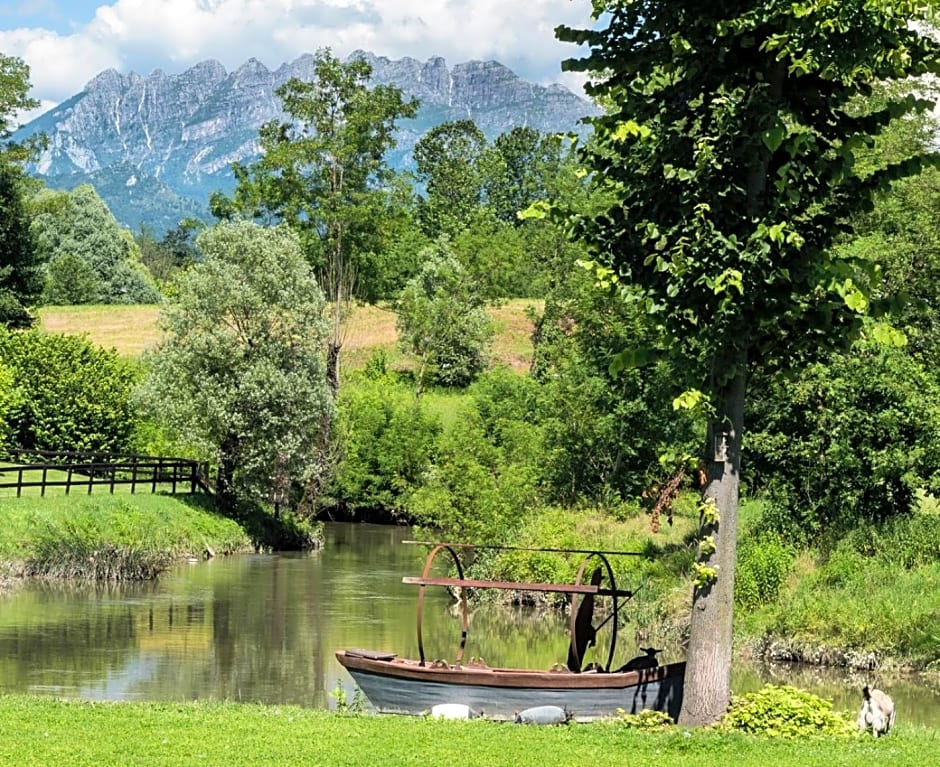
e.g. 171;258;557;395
336;542;686;722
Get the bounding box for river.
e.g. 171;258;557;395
0;522;937;725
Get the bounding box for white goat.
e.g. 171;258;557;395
857;686;896;737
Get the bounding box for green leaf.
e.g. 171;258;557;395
761;123;786;152
866;322;907;348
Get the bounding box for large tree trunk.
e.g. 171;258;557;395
678;352;746;726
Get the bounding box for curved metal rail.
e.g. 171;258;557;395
407;544;632;672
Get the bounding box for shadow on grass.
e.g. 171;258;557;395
187;495;323;552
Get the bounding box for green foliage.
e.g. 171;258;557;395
533;275;699;504
414;119;488;238
326;373;440;517
718;685;855;738
0;53;39;139
614;709;676;731
0;358;18;449
747;339;940;541
0;327;140;453
42;251;100;304
484;127;567;226
735;535;795;610
396;240;494;390
0;160;43;328
137;221;333;510
330;683;366;714
408;404;538;545
214;48;418;307
32;185;161;305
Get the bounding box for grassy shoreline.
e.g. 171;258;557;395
0;695;937;767
0;494;252;581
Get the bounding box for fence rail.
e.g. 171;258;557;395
0;450;213;498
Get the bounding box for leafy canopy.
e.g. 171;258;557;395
558;0;940;382
138;221;333;507
0;53;44;328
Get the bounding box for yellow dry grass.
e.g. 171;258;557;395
38;305;164;358
37;300;540;370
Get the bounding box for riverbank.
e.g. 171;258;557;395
1;694;937;767
0;494;253;581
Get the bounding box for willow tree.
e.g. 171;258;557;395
557;1;940;725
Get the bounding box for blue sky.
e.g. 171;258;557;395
0;1;594;124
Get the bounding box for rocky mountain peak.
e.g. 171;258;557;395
15;51;598;234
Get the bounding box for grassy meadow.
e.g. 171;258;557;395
0;694;937;767
37;300;543;371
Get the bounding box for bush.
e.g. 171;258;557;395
718;685;855;738
735;535;796;610
396;241;494;391
407;405;538;545
327;374;440;518
0;328;140;453
747;341;940;542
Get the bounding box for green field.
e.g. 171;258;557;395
0;695;936;767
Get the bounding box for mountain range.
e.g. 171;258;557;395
14;51;599;236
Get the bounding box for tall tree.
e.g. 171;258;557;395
413;119;488;237
138;221;333;514
484;127;565;225
0;53;44;327
211;48;418;395
31;185;160;305
557;1;940;725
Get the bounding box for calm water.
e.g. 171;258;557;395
0;522;937;725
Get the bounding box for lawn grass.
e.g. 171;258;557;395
0;695;936;767
0;494;250;576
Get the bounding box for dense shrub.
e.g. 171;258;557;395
747;340;940;543
407;404;539;545
327;373;440;517
396;242;494;390
0;328;140;453
735;535;796;610
718;685;855;738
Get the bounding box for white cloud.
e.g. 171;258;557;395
2;0;595;112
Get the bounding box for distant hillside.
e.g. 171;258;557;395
14;52;598;235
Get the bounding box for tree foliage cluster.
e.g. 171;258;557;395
136;221;334;513
32;185;161;305
0;327;139;454
554;0;940;725
0;53;43;328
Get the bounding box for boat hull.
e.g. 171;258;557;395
336;650;685;722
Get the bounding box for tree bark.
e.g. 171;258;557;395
678;350;746;726
216;432;240;517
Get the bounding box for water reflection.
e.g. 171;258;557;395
0;522;937;725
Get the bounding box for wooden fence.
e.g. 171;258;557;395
0;450;213;498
